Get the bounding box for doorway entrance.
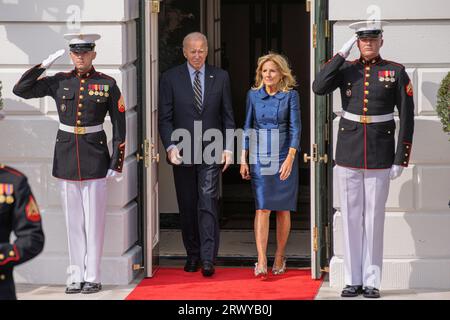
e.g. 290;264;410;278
154;0;318;269
219;0;311;232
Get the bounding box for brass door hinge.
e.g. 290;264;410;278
313;23;317;49
325;20;330;39
313;226;318;252
306;0;311;12
151;0;160;13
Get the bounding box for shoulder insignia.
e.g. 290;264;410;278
25;195;41;222
118;95;126;113
406;81;413;97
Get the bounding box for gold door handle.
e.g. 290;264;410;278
304;153;312;163
136;153;144;162
304;144;318;163
152;153;160;163
319;154;328;164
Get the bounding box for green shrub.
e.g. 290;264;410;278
436;72;450;140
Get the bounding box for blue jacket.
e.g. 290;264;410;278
243;87;301;152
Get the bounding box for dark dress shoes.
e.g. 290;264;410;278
201;261;215;277
184;259;200;272
81;282;102;294
341;285;363;297
363;286;380;298
65;282;84;294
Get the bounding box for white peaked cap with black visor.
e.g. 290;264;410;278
64;33;101;52
349;20;389;38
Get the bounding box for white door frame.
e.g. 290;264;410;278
144;0;161;278
309;0;319;279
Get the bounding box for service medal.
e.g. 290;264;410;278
389;70;396;82
95;91;99;95
89;90;94;96
99;91;104;96
104;92;109;97
0;184;5;203
5;184;14;204
379;77;384;82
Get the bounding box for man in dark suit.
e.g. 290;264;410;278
159;32;235;277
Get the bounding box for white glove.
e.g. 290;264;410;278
338;34;358;59
106;169;119;179
389;165;404;180
41;49;65;69
168;147;183;165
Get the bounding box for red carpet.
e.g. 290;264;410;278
126;267;323;300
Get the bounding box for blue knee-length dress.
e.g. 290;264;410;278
243;87;301;211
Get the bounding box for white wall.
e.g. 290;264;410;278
329;0;450;289
0;0;141;285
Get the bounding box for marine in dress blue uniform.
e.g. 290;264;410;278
313;21;414;298
13;34;126;294
0;164;44;300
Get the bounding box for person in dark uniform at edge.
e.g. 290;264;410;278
0;110;45;300
13;34;126;294
312;20;414;298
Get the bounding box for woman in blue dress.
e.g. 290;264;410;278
240;53;301;279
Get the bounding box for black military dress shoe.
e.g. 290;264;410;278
341;285;363;297
363;286;380;298
201;261;215;277
81;282;102;294
184;259;200;272
65;282;84;294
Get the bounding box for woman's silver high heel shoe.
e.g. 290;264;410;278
254;262;268;280
272;256;287;275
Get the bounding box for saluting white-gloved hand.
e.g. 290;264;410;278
106;169;119;179
41;49;65;69
338;34;358;59
389;165;404;180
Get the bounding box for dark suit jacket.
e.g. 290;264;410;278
158;63;235;165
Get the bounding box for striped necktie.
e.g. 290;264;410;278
193;70;202;113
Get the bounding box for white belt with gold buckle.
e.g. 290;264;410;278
342;111;394;124
59;123;103;135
